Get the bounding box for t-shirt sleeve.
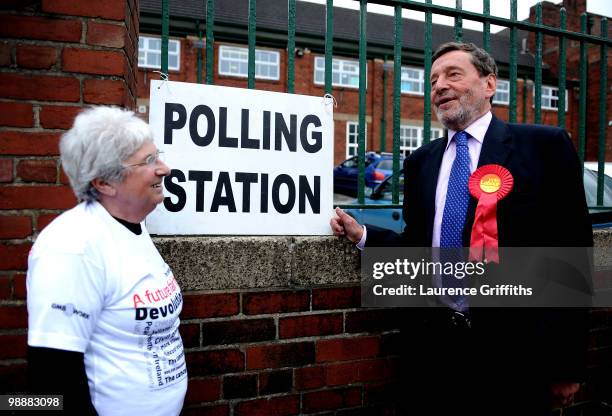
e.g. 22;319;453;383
27;252;105;353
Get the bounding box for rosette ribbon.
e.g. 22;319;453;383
468;164;513;263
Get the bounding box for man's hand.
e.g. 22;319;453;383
330;207;364;244
550;382;580;408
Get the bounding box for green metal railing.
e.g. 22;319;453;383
157;0;611;213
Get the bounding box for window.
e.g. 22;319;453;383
401;67;424;95
399;126;443;156
315;56;363;88
493;79;510;105
218;45;280;80
138;36;180;71
533;85;568;111
346;122;368;158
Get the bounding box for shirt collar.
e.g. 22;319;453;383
445;111;492;150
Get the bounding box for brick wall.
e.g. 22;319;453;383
180;286;399;415
0;0;138;391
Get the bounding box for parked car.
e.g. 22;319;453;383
333;152;404;196
345;168;612;234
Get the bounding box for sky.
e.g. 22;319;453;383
300;0;612;33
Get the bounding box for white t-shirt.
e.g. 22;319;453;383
27;201;187;416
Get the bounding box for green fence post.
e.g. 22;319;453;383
578;13;588;166
523;78;528;123
247;0;256;89
205;0;214;84
392;6;402;204
557;8;566;128
509;0;518;123
161;0;169;75
454;0;463;41
423;0;433;145
380;55;387;153
325;0;333;95
534;2;542;124
597;18;608;206
482;0;490;51
197;20;202;84
357;0;367;204
287;0;296;93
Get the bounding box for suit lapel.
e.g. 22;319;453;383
463;115;512;244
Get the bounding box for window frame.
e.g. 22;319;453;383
532;85;569;112
138;35;181;71
493;79;510;105
314;56;365;89
218;45;280;81
400;66;425;95
398;125;443;156
346;121;368;159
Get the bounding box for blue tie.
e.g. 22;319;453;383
440;131;471;248
439;131;471;309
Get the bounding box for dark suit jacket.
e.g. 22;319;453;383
367;115;594;406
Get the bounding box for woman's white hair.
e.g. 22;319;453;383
60;106;153;202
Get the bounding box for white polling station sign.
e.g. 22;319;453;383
145;80;334;235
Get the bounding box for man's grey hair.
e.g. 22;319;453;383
432;41;498;78
60;106;153;202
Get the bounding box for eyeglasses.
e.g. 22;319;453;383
122;150;164;169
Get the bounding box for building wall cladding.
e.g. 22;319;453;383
0;0;611;414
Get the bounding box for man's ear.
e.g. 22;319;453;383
484;74;497;100
91;178;117;197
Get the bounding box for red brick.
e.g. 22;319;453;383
87;22;125;48
312;286;360;310
186;349;244;376
63;48;125;76
83;79;127;105
59;167;70;185
325;359;389;386
17;160;57;183
13;273;26;299
0;216;32;239
0;305;28;328
0;103;34;128
258;369;293;395
345;309;399;333
234;395;300;416
0;73;79;102
202;318;275;345
246;342;315;370
185;377;221;404
222;374;257;399
0;276;11;299
16;44;57;69
181;405;229;416
39;105;81;130
0;186;76;209
42;0;126;20
0;15;82;42
0;132;61;156
294;366;325;390
279;313;343;339
302;387;362;413
37;213;59;232
181;293;239;319
316;336;381;363
242;290;310;315
0;159;12;182
180;322;200;348
0;334;27;359
0;42;10;66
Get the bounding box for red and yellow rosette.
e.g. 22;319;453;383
468;164;513;263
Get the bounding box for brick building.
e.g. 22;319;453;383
138;0;610;166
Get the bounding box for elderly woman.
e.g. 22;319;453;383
27;106;187;415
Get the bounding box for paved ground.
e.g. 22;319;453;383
333;193;355;205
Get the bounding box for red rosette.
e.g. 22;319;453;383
468;164;514;263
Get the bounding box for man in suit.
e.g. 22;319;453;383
331;42;593;414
